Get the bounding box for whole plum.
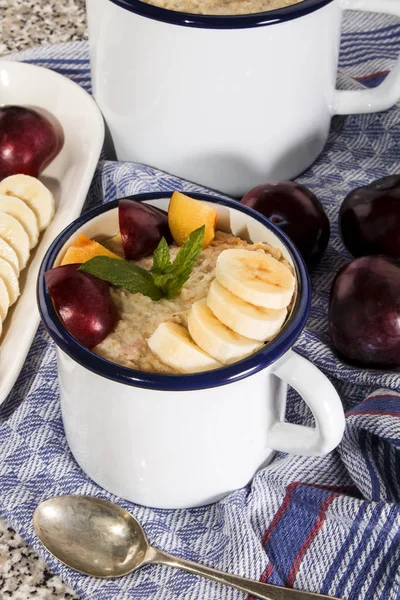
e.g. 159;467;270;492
339;175;400;259
0;105;62;180
241;181;330;265
329;255;400;368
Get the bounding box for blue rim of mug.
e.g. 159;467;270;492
37;192;311;392
108;0;334;29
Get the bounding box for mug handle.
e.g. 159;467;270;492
333;0;400;115
268;350;345;456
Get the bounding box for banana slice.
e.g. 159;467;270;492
0;258;19;305
188;299;263;365
0;212;30;270
207;279;287;342
216;249;295;310
0;236;19;276
148;321;222;373
0;194;39;249
0;174;55;232
0;277;10;323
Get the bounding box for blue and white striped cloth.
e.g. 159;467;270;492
1;10;400;600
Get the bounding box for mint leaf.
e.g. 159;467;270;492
78;226;205;302
152;237;172;274
164;225;205;299
80;257;163;301
151;272;172;291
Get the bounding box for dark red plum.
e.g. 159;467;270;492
329;256;400;368
339;175;400;259
45;264;118;349
0;106;63;180
119;199;171;260
241;181;330;265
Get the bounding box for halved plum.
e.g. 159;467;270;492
45;264;118;349
119;199;171;260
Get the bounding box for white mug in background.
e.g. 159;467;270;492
38;194;345;509
85;0;400;196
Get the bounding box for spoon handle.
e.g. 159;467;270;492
146;546;341;600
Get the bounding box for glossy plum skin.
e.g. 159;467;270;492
119;199;172;260
329;256;400;368
339;175;400;259
45;264;118;349
0;106;62;180
241;181;330;265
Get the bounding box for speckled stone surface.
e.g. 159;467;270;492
1;5;86;598
0;0;88;55
0;518;80;599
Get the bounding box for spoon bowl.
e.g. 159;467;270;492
34;495;341;600
33;496;148;577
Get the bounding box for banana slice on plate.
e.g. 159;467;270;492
0;194;39;249
148;321;222;373
188;299;263;365
207;279;287;342
0;237;19;276
0;212;30;270
0;277;10;323
0;174;55;232
0;258;19;306
216;249;295;310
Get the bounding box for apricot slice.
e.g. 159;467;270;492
168;191;218;248
61;234;122;266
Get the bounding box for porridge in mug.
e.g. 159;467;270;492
45;192;296;375
140;0;303;15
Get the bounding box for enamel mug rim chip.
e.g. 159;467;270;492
37;192;310;392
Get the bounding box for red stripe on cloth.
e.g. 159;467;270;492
354;70;389;81
246;483;300;600
247;563;274;600
261;482;298;546
346;409;400;418
261;483;351;548
285;493;339;588
246;483;353;600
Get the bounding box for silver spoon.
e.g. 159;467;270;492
33;496;341;600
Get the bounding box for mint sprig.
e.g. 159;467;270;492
79;258;163;301
79;225;205;301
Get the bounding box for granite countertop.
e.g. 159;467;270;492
1;4;86;598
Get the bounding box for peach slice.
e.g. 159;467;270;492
168;191;218;248
61;234;122;266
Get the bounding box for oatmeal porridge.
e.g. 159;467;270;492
47;192;297;375
140;0;302;15
94;231;293;374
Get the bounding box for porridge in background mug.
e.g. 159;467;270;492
38;193;345;509
140;0;302;14
85;0;400;196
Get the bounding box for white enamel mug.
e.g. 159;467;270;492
38;194;345;509
85;0;400;196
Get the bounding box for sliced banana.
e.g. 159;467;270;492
188;299;263;365
0;174;55;232
0;258;20;306
0;194;39;249
207;279;287;342
148;321;222;373
0;236;19;276
216;249;295;310
0;277;10;323
0;212;30;270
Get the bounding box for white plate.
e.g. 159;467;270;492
0;60;104;405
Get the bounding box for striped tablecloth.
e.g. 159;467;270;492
1;10;400;600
